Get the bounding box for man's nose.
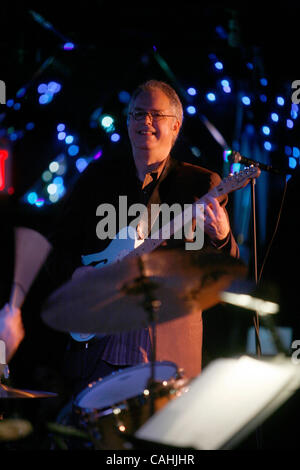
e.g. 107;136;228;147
143;112;153;124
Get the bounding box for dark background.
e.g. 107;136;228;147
0;1;300;450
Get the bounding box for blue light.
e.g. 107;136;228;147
264;141;272;151
186;105;197;114
39;93;53;105
35;199;45;208
259;94;267;102
111;133;120;142
27;192;38;204
16;88;26;98
262;126;270;135
76;158;88;173
289;157;297;168
271;113;279;122
6;99;14;108
48;82;62;94
57;123;65;132
277;96;285;106
65;135;74;144
118;90;131;103
63;42;75;50
221;79;229;87
285;146;292;156
214;61;223;70
68;145;79;156
187;87;197;96
206;93;216;102
101;115;114;129
223;86;231;94
246;62;254;70
293;147;300;158
58;132;66;141
242;96;251;105
25;122;35;131
260;78;268;86
286;119;294;129
13;103;21;111
38;83;48;94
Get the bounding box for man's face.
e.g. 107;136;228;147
127;88;180;163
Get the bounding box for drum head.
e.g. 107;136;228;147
75;361;177;411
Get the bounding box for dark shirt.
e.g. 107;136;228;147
47;153;239;366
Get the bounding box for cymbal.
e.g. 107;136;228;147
0;384;58;399
42;249;246;335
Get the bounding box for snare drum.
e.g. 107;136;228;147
73;361;188;450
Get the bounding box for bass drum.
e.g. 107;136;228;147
73;361;189;450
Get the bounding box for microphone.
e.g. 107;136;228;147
228;151;296;175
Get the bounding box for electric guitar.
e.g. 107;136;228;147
70;166;260;341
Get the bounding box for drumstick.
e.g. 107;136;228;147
9;227;52;309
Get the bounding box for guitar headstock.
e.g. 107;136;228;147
218;166;261;196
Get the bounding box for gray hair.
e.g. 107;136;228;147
128;80;184;126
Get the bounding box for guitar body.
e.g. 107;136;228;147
70;226;143;342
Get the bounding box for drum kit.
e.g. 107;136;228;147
1;248;248;449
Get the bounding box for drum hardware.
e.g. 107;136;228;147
73;361;188;450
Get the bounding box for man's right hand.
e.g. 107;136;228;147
0;304;25;363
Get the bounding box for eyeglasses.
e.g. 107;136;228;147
128;110;177;122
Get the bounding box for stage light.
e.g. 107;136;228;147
63;42;75;50
260;78;268;86
241;96;251;105
93;150;102;160
68;145;79;156
47;183;57;195
58;132;66;141
289;157;297;168
223;86;231;93
16;88;26;98
101;115;114;129
262;126;271;135
39;93;53;105
293;147;300;158
38;84;48;94
6;99;14;108
76;158;88;173
118;91;131;103
57;124;65;132
223;149;232;162
277;96;285;106
27;192;38;204
206;93;216;102
35;199;45;208
25;122;35;131
186;105;196;114
110;133;120;142
187;87;197;96
259;94;267;102
271;113;279;122
221;80;230;87
65;135;74;144
49;161;59;173
214;61;223;70
13;103;21;111
53;176;63;185
48;82;61;94
42;170;52;182
286;119;294;129
264;141;272;151
285;146;292;156
246;62;254;70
